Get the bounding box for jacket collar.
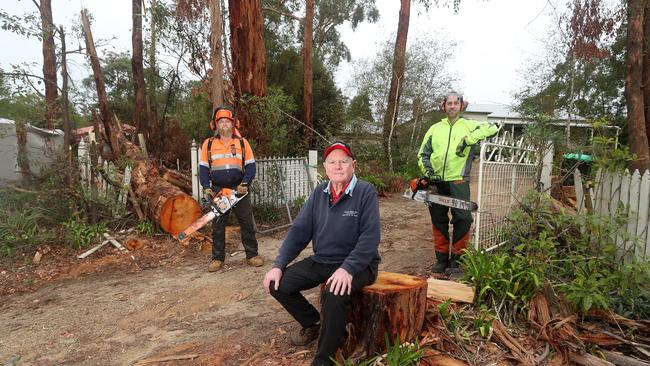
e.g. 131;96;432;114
323;174;358;196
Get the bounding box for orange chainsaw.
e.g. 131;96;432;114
404;177;478;212
176;188;247;241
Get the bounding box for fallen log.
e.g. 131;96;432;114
131;160;201;234
569;351;615;366
601;350;650;366
324;271;428;361
161;168;192;194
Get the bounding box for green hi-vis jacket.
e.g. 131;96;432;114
418;117;499;182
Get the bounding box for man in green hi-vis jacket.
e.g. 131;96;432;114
418;91;500;274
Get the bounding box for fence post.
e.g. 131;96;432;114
540;141;553;192
190;140;199;201
308;150;318;190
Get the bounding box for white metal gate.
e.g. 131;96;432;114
473;142;540;251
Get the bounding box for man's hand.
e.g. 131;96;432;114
326;268;353;296
236;183;248;196
456;138;469;157
263;267;283;294
203;188;216;202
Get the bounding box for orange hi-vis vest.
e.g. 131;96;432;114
199;136;255;189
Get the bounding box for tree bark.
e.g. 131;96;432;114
643;1;650;150
38;0;58;129
81;9;120;161
209;0;225;107
323;271;427;361
382;0;410;168
302;0;314;149
60;25;75;183
228;0;266;149
147;0;159;153
132;0;147;137
626;0;650;172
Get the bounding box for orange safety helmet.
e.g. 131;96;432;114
210;105;241;131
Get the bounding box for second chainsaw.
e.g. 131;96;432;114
404;177;478;212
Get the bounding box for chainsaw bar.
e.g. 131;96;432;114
403;189;478;212
176;191;247;241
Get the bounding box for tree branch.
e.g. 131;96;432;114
0;71;63;93
262;6;302;22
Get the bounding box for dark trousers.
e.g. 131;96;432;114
428;181;473;255
211;194;258;261
269;257;375;366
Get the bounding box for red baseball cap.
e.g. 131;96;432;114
323;141;354;159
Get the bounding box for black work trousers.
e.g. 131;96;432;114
211;194;258;261
269;257;375;366
427;180;473;255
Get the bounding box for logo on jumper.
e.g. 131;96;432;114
342;210;358;217
230;144;237;156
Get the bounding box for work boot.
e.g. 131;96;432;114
445;254;464;280
290;323;320;346
208;260;223;272
246;255;264;267
431;251;449;273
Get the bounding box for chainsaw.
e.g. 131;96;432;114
176;188;247;241
404;177;478;212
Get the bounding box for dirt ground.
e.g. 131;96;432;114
0;193;438;366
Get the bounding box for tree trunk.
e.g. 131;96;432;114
132;0;147;137
209;0;225;107
147;0;159;153
322;271;427;361
626;0;650;172
382;0;410;168
643;1;650;150
15;120;31;182
81;9;120;161
38;0;58;129
228;0;266;150
60;25;75;185
302;0;314;149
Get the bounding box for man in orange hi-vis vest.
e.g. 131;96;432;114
199;105;263;272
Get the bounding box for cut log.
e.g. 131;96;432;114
131;160;201;234
324;271;427;360
427;277;474;303
601;350;650;366
568;351;615;366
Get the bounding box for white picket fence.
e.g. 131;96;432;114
77;140;131;215
578;169;650;260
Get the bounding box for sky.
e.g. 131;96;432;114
0;0;557;106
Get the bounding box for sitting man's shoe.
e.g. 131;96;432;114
246;255;264;267
208;260;223;272
290;323;319;346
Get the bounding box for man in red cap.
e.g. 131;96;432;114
199;105;263;272
263;141;381;366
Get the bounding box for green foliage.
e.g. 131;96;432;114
438;299;463;332
136;220;156;236
359;173;387;194
381;334;422;366
461;248;542;322
0;206;46;256
502;190;650;319
473;306;495;338
331;333;422;366
292;195;307;211
63;220;107;250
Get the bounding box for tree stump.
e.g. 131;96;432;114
321;271;428;360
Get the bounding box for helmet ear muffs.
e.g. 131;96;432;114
209;118;217;131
